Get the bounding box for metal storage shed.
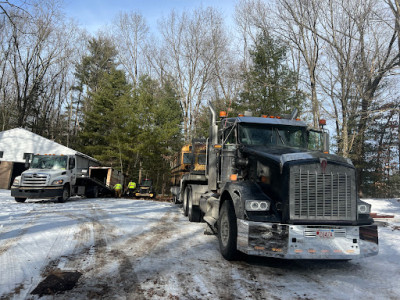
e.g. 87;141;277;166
0;128;77;189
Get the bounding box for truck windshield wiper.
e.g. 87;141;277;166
275;128;285;145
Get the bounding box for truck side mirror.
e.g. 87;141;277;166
24;155;30;169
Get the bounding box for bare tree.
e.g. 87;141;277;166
0;0;81;145
157;7;227;140
113;11;149;86
277;0;322;127
234;0;271;71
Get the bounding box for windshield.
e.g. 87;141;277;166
238;124;307;149
197;154;206;165
183;153;192;164
31;155;68;170
141;180;152;187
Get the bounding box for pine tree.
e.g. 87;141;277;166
79;68;133;174
237;33;305;116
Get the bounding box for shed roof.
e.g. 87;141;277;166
0;128;77;163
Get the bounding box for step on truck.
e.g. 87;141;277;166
181;102;379;260
11;153;119;202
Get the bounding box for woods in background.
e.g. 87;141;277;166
1;0;400;197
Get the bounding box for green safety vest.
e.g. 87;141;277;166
114;184;122;190
128;182;136;189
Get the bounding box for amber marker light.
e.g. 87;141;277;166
262;115;268;118
214;144;222;149
230;174;238;181
238;113;244;117
260;176;270;184
219;111;227;118
269;116;275;118
319;119;327;126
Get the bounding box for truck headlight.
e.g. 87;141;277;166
51;179;64;185
12;178;20;186
358;203;371;214
245;200;270;211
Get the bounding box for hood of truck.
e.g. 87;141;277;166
22;169;68;178
241;145;353;168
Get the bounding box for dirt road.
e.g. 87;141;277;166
0;192;398;300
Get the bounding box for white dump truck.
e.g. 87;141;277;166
11;153;122;202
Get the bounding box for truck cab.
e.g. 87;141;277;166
186;103;378;260
11;154;78;202
10;153;106;203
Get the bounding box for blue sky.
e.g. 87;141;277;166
63;0;237;33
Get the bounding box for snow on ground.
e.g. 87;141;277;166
0;189;399;299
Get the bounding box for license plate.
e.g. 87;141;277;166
316;230;334;238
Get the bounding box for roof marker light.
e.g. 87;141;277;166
262;115;268;118
270;116;275;118
219;111;227;118
238;113;244;117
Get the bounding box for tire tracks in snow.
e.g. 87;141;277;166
36;203;179;298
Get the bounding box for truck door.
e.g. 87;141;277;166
69;156;76;185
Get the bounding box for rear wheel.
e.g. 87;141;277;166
188;187;201;222
218;200;238;260
15;197;27;203
183;186;189;216
58;185;70;203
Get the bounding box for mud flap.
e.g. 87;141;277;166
203;196;219;227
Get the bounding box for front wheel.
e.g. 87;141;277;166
58;185;70;203
218;201;238;260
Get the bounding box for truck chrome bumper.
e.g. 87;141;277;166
11;186;63;199
237;219;379;259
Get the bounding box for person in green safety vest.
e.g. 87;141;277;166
126;181;136;197
114;183;123;198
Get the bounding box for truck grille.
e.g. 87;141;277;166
289;163;356;221
22;173;49;186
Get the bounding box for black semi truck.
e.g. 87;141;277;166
180;102;379;260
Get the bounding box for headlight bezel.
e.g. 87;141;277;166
245;200;270;212
12;178;20;186
51;179;64;185
357;203;371;214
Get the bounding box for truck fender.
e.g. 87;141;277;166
220;181;272;219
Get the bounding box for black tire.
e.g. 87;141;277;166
15;197;27;203
218;200;238;260
188;187;201;222
183;186;189;216
58;185;70;203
